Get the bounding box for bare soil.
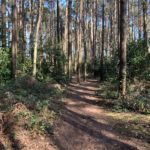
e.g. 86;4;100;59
1;78;150;150
53;78;150;150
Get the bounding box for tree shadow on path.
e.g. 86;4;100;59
51;79;141;150
53;107;138;150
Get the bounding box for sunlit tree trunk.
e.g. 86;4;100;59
2;0;6;47
30;0;34;63
118;0;120;49
77;0;83;83
90;3;93;62
114;0;118;49
138;0;142;39
63;0;68;74
11;0;18;79
32;0;43;77
74;4;78;74
142;0;148;46
119;0;127;98
19;0;26;62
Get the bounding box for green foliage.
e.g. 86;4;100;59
0;48;11;82
87;58;100;77
97;81;150;114
92;40;150;82
35;43;68;84
0;77;64;134
127;40;150;80
18;58;32;75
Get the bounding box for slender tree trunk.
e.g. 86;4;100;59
83;0;88;81
90;3;93;62
131;0;134;41
11;0;18;79
32;0;43;77
68;0;72;80
100;0;105;81
57;0;60;43
77;0;83;83
118;0;120;49
109;8;113;56
138;0;142;39
20;0;25;62
93;0;98;76
30;0;34;63
119;0;127;98
74;6;78;74
63;0;68;74
142;0;148;46
93;0;96;64
114;0;118;49
2;0;6;47
7;0;11;48
127;0;131;41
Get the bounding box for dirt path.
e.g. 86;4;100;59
53;79;149;150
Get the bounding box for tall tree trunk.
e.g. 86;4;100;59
68;0;72;80
138;0;142;39
11;0;18;79
93;0;98;76
100;0;105;81
119;0;127;98
118;0;120;49
114;0;118;49
83;0;88;81
19;0;26;62
2;0;6;47
131;0;134;41
57;0;60;43
127;0;131;41
109;8;113;56
63;0;68;74
142;0;148;46
77;0;83;83
7;0;11;48
90;3;93;62
32;0;43;77
74;5;78;74
30;0;34;63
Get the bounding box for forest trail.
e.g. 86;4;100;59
53;78;149;150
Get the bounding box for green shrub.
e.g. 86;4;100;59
0;48;11;82
127;40;150;80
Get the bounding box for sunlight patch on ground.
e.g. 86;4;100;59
106;111;150;123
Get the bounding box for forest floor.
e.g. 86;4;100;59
0;77;150;150
52;77;150;150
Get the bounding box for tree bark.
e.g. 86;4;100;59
2;0;6;47
30;0;34;63
119;0;127;98
32;0;43;77
77;0;83;83
142;0;148;46
11;0;18;79
57;0;60;43
67;0;72;80
100;0;105;81
63;0;68;74
138;0;142;39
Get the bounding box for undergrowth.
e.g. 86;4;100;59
97;80;150;114
0;76;65;135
